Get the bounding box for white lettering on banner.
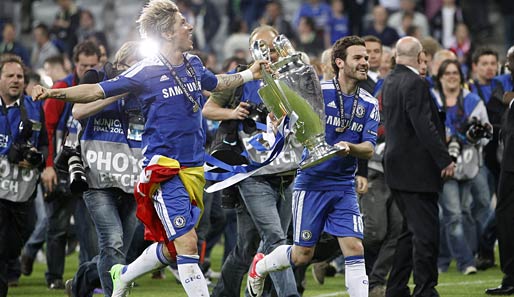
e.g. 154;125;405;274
99;172;138;187
86;150;143;174
93;118;124;134
0;179;18;192
258;149;298;166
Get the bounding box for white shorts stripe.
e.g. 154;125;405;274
153;188;176;238
294;191;305;242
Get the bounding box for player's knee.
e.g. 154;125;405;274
291;246;314;266
174;229;199;255
340;238;364;256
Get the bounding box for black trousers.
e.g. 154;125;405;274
0;198;35;297
386;190;440;297
497;170;514;286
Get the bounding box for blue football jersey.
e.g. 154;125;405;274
294;80;379;191
99;53;218;167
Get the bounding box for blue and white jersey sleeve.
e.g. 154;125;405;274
362;98;379;147
98;60;149;98
187;54;218;92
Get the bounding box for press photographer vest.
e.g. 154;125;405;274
208;78;303;178
0;95;43;202
80;96;143;194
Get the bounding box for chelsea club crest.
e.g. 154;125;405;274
356;104;365;118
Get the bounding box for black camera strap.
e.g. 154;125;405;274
157;53;201;112
332;78;359;133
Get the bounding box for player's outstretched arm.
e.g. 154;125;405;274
336;141;374;159
212;59;269;92
32;84;105;103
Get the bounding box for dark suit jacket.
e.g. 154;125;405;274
382;64;452;192
501;103;514;172
359;76;377;96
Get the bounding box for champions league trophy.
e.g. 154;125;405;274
251;35;342;169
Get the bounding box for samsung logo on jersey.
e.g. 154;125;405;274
326;115;363;132
162;82;202;98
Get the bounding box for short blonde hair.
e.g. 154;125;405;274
137;0;179;40
113;41;143;68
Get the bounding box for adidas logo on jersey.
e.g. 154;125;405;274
327;101;337;109
160;75;170;82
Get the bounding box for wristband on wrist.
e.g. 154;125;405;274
240;69;253;83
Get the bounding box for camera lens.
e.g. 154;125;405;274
68;155;88;193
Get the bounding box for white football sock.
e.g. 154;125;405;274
345;255;369;297
177;255;209;297
120;242;170;283
256;245;293;276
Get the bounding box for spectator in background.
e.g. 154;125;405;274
460;0;491;45
433;59;490;276
426;49;457;87
42;55;70;86
294;0;333;32
223;18;250;62
399;12;414;37
430;0;464;49
77;10;108;56
405;24;422;40
0;22;30;67
468;48;504;185
296;16;325;59
31;24;60;70
226;0;268;31
418;49;428;78
320;48;335;80
360;35;384;96
259;0;296;43
450;23;472;78
363;5;400;47
189;0;221;53
388;0;429;37
379;46;393;78
51;0;81;57
420;37;442;77
41;41;101;290
325;0;351;48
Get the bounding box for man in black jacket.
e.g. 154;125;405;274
485;88;514;295
382;36;455;297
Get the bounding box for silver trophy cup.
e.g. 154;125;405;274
251;35;341;169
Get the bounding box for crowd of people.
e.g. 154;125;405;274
0;0;513;297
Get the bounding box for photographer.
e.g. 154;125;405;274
203;25;300;297
65;41;143;297
0;55;47;297
41;41;100;289
433;59;492;275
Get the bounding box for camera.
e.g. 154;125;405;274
7;119;43;168
54;146;89;193
242;101;268;134
220;186;241;209
448;137;461;162
466;117;492;144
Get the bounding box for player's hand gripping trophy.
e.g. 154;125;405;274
251;35;342;169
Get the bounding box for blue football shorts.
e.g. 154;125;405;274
152;176;201;241
292;188;364;246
